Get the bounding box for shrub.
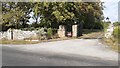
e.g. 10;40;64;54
37;28;47;40
113;26;120;38
21;27;35;31
47;28;53;39
52;28;58;35
29;27;36;31
113;26;120;44
96;22;103;29
103;22;109;31
52;33;59;39
113;22;120;26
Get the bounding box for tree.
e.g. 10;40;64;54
1;2;104;36
31;2;41;28
2;2;32;31
16;2;32;28
82;2;104;29
39;2;104;32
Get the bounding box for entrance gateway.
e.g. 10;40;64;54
58;24;82;38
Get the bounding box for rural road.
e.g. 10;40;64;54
1;39;118;66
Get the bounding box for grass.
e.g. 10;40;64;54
103;23;109;32
0;37;74;45
80;28;119;52
78;29;103;39
81;32;103;39
82;29;102;34
102;38;119;52
0;40;40;45
102;26;120;52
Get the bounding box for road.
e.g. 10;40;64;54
1;39;118;66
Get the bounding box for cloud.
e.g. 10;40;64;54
102;0;119;22
101;0;119;2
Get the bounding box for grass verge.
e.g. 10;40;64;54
101;38;119;52
0;37;75;45
0;40;40;45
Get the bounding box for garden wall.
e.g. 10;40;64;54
0;29;37;40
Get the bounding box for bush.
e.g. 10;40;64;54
52;33;59;39
52;28;58;35
113;26;120;38
113;22;120;26
113;26;120;44
21;27;35;31
47;28;53;39
93;22;103;29
29;27;36;31
103;22;109;31
37;28;47;40
83;22;104;29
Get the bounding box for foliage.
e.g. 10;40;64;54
52;28;58;35
83;22;103;29
2;2;31;31
1;2;104;33
21;27;35;31
36;28;47;40
103;26;120;52
113;26;120;39
113;22;120;26
39;2;104;28
37;28;46;35
47;28;53;39
103;22;109;31
0;40;39;44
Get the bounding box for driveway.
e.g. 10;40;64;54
1;39;118;66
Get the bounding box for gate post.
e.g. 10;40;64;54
58;25;65;38
7;28;13;40
72;25;77;37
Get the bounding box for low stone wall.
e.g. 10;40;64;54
0;32;7;40
0;29;37;40
0;25;80;40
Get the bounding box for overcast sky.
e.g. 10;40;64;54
101;0;119;22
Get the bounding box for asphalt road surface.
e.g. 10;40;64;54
1;39;118;66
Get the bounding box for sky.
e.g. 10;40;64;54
101;0;119;22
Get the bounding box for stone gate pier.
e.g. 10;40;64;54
58;25;65;38
72;25;77;37
58;24;79;38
